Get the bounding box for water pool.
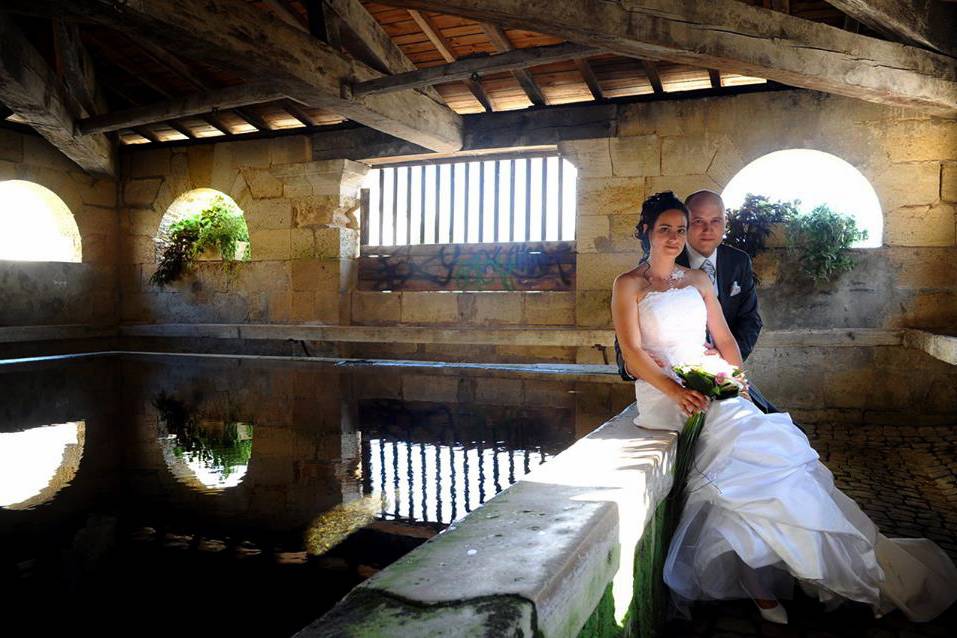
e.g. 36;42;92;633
0;354;632;636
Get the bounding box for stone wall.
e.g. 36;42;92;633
117;137;367;325
562;90;957;338
0;129;118;327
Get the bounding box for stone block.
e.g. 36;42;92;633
75;177;117;207
575;346;608;365
882;119;957;163
291;228;315;258
403;374;460;403
619;99;705;137
249;229;292;260
890;247;957;290
352;291;401;324
290;290;317;322
130;235;159;264
0;128;23;162
291;259;340;292
242;168;284;199
885;203;956;246
229;138;272;169
870;162;940;211
472;292;524;325
576;289;613;328
283;176;313;199
124;178;162;207
661;135;719;176
647;174;721;200
270;136;311;165
473;377;524;406
127;208;164;237
401;291;460;324
234;260;289;293
576;214;611;253
186;146;214;187
74;204;117;236
610;135;659;177
81;233;117;265
576;177;644;217
0;160;15;180
607;213;643;253
245;198;292;230
706;138;746;188
576;253;638;290
942;164;957;203
315;289;343;324
524;292;576;325
315;227;358;259
558;138;612;178
293;195;356;227
130;148;171;178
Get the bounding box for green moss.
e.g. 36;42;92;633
576;582;619;638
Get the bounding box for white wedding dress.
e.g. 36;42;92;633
633;284;957;621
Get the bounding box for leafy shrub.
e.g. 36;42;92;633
724;194;798;259
785;204;868;283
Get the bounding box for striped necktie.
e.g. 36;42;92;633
700;259;716;285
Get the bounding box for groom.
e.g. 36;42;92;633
614;189;777;414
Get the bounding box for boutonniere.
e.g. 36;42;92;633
730;281;742;296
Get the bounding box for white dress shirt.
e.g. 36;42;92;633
686;244;720;298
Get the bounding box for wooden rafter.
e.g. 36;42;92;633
281;98;318;127
407;9;494;112
166;120;195;139
708;69;721;89
642;60;664;94
0;13;114;175
382;0;957;116
264;0;308;33
8;0;464;151
352;43;596;96
200;112;231;135
824;0;956;57
574;58;603;101
480;23;547;106
132;126;161;143
233;106;271;131
77;82;287;134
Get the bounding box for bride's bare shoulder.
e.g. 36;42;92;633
613;264;650;294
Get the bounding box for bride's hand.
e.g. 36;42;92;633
669;384;709;417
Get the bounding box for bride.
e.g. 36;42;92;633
611;191;957;624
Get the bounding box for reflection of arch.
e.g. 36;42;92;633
0;421;86;510
155;188;249;259
722;149;882;248
159;419;253;492
0;180;82;262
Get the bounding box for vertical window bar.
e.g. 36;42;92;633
524;158;532;242
541;156;548;241
419;165;426;245
478;161;486;243
558;157;565;241
463;162;471;243
449;163;456;244
378;168;385;245
493;160;501;243
406;165;413;245
434;165;441;244
509;159;516;242
391;167;399;246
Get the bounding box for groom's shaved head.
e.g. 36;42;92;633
685;190;726;257
685;190;725;211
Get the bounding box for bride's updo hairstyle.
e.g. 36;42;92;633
634;191;689;257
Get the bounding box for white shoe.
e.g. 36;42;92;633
754;600;788;624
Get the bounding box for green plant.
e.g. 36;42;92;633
150;196;250;287
724;193;799;259
153;392;253;479
785;204;868;283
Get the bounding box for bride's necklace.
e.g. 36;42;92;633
642;265;685;292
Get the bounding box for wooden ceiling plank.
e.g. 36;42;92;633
0;13;114;175
166;120;196;139
381;0;957;116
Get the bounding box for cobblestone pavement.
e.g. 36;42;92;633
664;423;957;638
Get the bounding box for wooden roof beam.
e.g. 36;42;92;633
708;69;721;89
642;60;664;94
11;0;463;152
233;106;272;132
574;58;604;101
78;82;286;134
382;0;957;116
166;120;196;139
352;43;596;96
824;0;956;57
407;9;494;112
281;99;319;127
0;13;114;175
480;23;548;106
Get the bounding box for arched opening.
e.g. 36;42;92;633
0;421;86;510
156;188;250;260
722;149;882;248
0;180;82;262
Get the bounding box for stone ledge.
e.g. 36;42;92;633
0;324;117;343
903;329;957;366
301;405;678;637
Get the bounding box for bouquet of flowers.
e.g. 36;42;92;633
669;356;746;509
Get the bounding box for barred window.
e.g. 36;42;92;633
360;154;577;247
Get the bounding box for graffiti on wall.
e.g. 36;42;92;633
357;241;576;292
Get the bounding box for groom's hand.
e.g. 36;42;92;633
703;344;719;356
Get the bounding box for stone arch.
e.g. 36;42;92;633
0;421;86;510
722;149;883;248
0;180;83;262
154;187;250;260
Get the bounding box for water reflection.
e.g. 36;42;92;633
0;421;85;510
